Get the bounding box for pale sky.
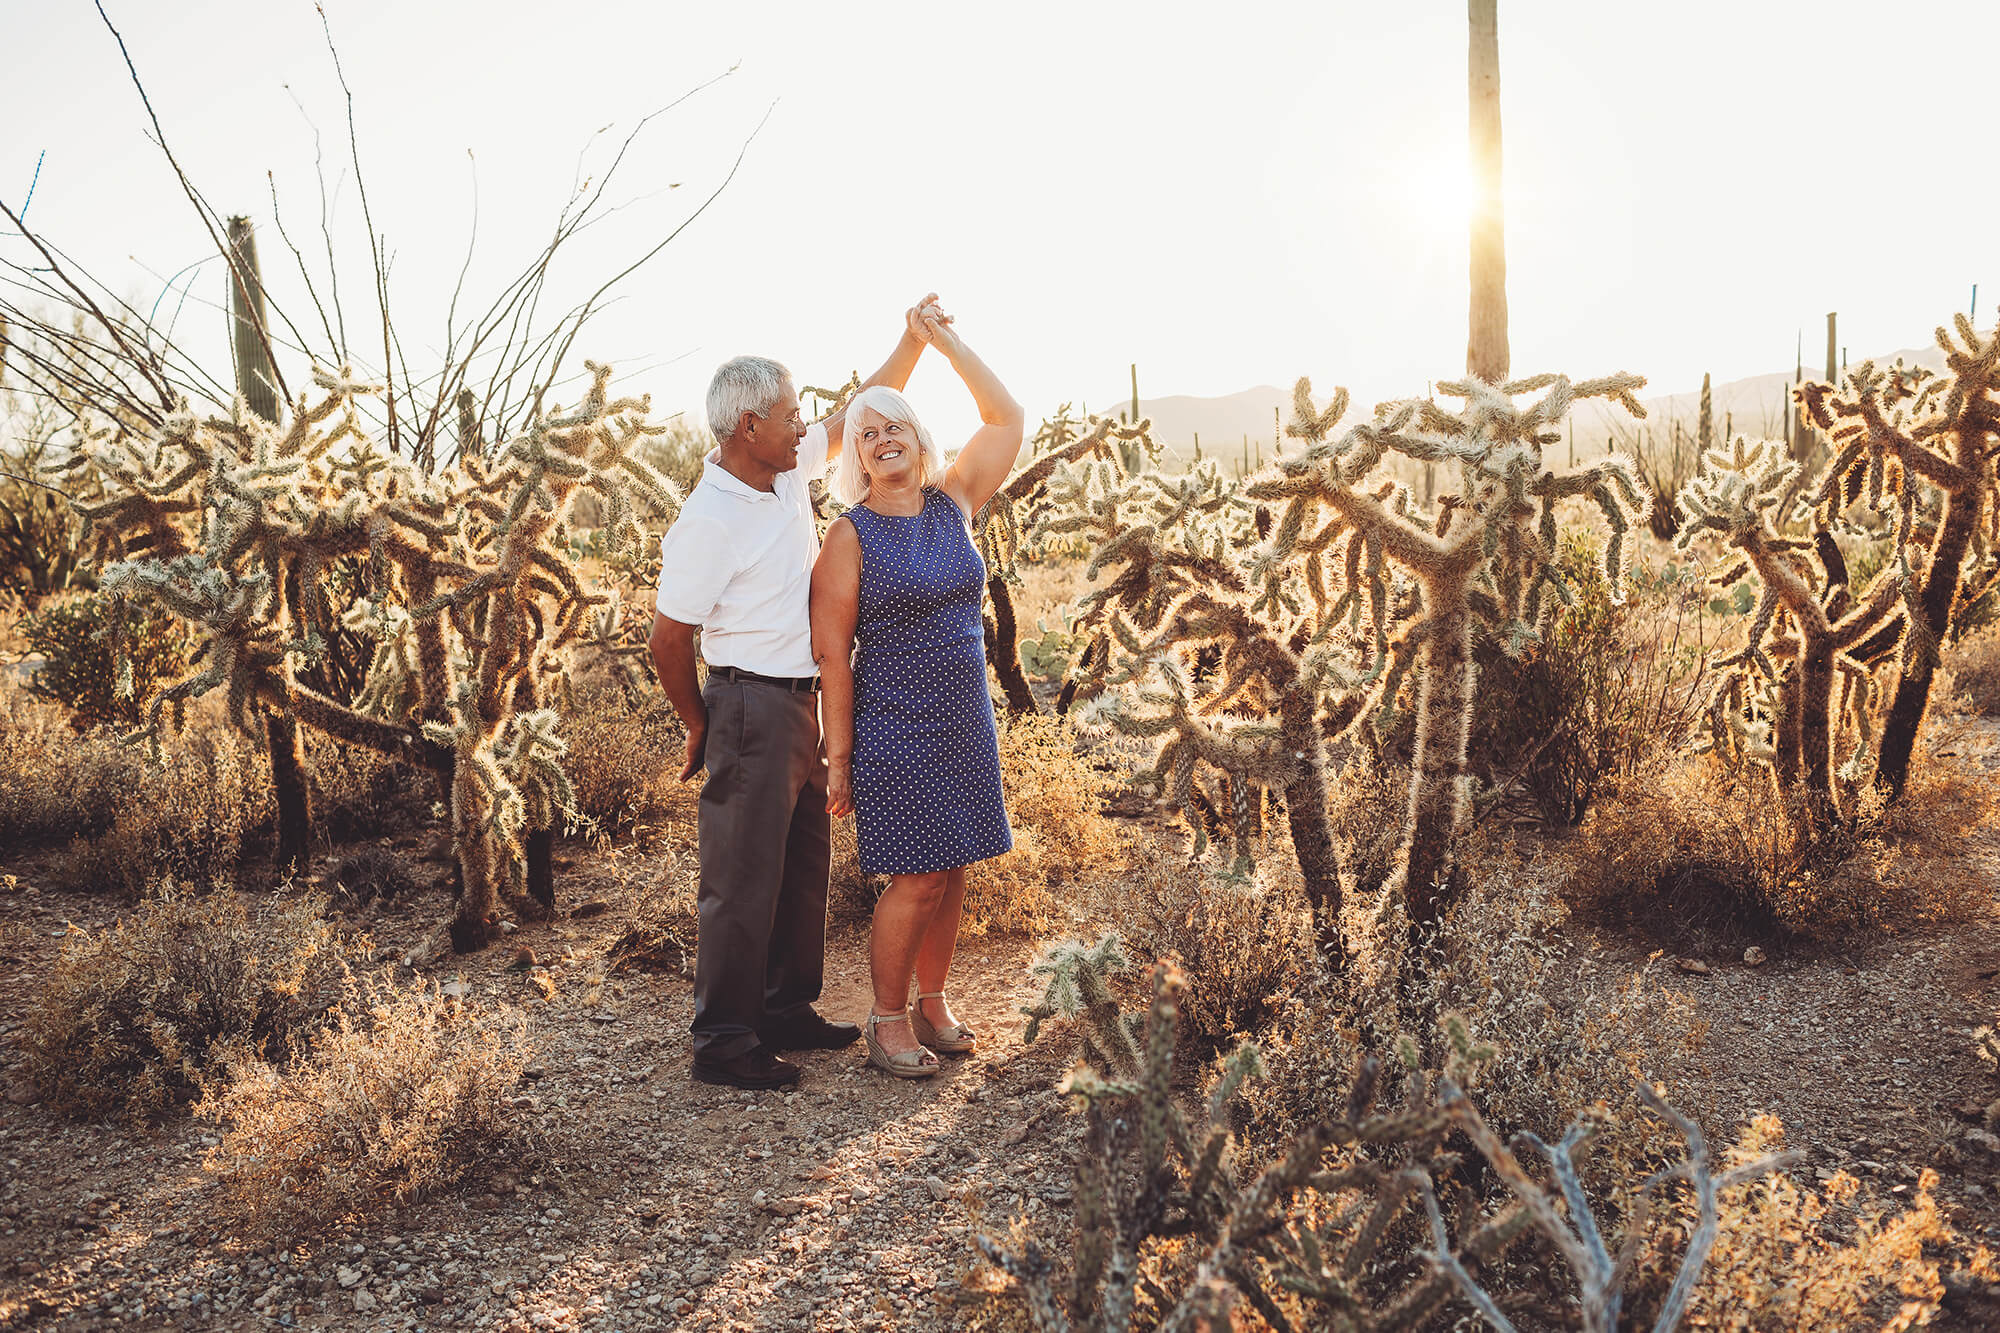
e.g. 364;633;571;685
3;1;1995;452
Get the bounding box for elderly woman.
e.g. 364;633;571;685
810;307;1026;1078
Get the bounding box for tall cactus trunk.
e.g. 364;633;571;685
1876;484;1984;800
1403;602;1476;934
1466;0;1509;385
986;575;1040;716
267;711;313;875
229;216;318;870
1796;637;1839;825
1278;693;1346;967
226;216;280;425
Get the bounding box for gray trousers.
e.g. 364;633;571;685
691;676;830;1059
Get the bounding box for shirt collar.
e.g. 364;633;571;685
700;449;782;502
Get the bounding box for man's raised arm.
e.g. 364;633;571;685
820;293;948;463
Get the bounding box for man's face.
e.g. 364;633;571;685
744;380;807;472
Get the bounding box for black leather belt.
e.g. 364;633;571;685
710;664;821;693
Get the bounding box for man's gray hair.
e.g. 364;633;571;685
706;355;794;445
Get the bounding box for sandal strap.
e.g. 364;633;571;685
914;990;948;1000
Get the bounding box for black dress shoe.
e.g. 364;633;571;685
759;1012;862;1052
692;1047;802;1090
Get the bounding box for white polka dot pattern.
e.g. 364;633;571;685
847;487;1014;875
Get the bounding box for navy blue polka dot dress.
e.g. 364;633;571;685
847;487;1014;876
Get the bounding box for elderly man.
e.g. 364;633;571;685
650;300;938;1090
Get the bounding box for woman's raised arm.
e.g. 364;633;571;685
811;517;863;818
933;317;1026;519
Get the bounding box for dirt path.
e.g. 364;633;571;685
0;863;1093;1331
1590;716;2000;1254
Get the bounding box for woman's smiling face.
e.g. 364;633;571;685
854;407;919;486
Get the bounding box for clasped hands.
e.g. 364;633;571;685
905;292;962;358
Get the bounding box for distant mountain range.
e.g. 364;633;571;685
1097;339;1956;469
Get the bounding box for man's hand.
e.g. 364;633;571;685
680;722;708;783
824;756;853;818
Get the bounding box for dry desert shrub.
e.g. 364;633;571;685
831;711;1126;935
304;730;431;844
18;589;191;730
1324;749;1412;901
559;682;691;842
199;974;535;1233
1630;1115;1962;1331
1109;840;1312;1052
607;839;700;978
962;712;1126;936
1946;626;2000;715
54;718;270;895
22;888;345;1118
0;672;143;849
1566;725;1997;940
1244;859;1706;1178
1471;535;1710;827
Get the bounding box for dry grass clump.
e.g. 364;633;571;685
22;888;345;1118
559;682;690;842
0;673;144;849
54;720;270;895
325;844;421;907
1110;840;1312;1052
1629;1115;1963;1330
1566;725;1997;941
200;974;536;1231
1946;626;2000;715
607;847;700;979
962;712;1126;936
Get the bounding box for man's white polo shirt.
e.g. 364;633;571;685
654;423;827;678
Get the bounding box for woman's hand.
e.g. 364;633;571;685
922;308;966;360
906;292;952;344
825;755;854;818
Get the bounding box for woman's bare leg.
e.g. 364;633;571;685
914;866;969;1032
870;870;947;1057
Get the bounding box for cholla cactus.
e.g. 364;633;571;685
1246;372;1651;934
1042;448;1353;956
983;936;1794;1333
974;408;1156;715
57;361;680;950
1798;315;2000;800
1674;436;1905;821
1041;372;1650;955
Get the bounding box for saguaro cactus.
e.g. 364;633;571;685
1799;316;2000;800
1467;0;1509;385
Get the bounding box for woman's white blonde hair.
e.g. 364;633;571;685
827;385;945;506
